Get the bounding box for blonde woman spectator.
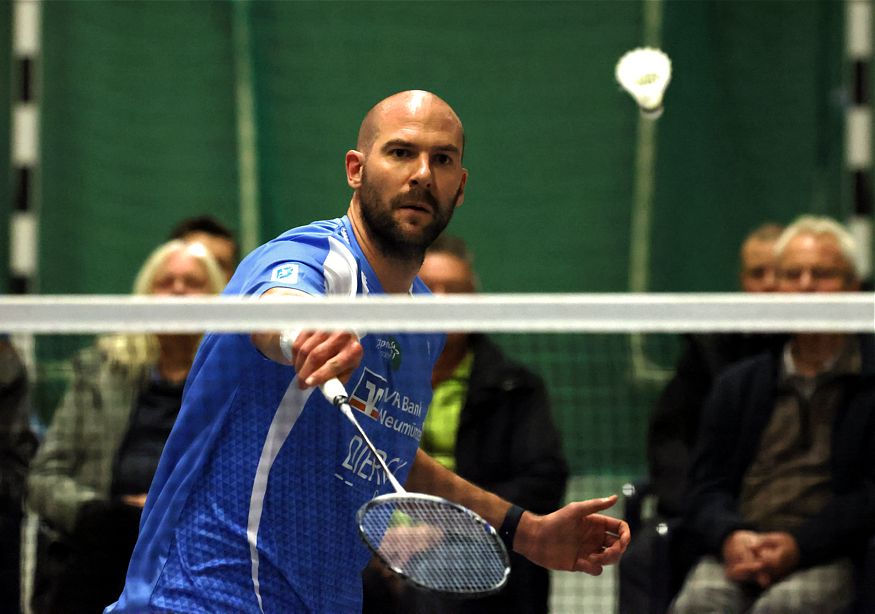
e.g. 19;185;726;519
27;240;224;614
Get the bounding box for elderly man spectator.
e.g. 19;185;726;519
669;215;874;614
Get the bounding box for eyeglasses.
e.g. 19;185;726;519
742;266;773;280
776;267;849;282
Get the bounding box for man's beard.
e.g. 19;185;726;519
358;170;459;262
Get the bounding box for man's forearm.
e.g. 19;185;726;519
406;448;513;529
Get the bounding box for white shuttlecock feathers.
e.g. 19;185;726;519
615;47;672;118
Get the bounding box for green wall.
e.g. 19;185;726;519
32;0;851;296
39;1;240;294
650;0;845;291
33;1;849;295
248;1;642;292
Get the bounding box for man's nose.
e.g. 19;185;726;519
410;154;432;187
797;270;815;292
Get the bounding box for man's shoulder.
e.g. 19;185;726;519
688;333;785;374
710;350;777;398
274;217;346;241
262;218;350;256
227;217;360;296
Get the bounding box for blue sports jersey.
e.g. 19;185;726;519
107;216;444;613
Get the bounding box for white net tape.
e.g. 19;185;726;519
0;293;872;333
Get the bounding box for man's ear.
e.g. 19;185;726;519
454;168;468;207
346;150;365;189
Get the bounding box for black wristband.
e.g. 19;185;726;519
498;504;525;552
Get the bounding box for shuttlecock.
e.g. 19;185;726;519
615;47;672;119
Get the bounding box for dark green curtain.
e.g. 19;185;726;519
249;1;642;292
651;0;844;291
39;1;240;294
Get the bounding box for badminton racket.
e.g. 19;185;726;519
320;377;511;596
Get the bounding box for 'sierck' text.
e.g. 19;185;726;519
342;435;407;485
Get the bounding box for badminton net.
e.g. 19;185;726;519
3;292;872;612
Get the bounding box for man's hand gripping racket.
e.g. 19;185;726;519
320;378;512;597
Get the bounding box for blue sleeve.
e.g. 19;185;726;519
226;234;332;298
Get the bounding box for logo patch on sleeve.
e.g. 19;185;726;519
271;263;300;283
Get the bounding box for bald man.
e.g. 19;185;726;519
107;91;628;613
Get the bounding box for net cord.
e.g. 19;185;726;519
0;294;871;333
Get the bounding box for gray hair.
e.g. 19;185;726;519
773;215;859;278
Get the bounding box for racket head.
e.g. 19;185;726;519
357;492;511;597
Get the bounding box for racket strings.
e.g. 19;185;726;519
358;495;509;595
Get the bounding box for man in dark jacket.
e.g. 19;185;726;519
670;215;874;613
620;224;785;613
648;222;785;520
363;234;569;614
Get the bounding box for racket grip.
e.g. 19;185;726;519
320;377;349;406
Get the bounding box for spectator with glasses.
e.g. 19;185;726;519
669;215;874;614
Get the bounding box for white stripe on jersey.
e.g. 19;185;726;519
249;233;362;610
247;380;314;612
324;236;359;296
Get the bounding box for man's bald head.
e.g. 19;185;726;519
356;90;465;157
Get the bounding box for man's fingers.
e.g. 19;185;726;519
597;538;626;564
756;571;772;588
292;330;321;373
571;495;619;516
573;558;603;575
301;339;363;387
293;331;362;387
609;521;631;548
726;560;763;582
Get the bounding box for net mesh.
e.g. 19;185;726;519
4;293;872;612
358;493;510;595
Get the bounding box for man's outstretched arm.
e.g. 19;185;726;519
407;449;630;575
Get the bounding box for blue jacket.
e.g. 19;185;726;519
684;335;875;568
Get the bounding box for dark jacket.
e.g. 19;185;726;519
684;334;875;568
455;335;568;514
402;335;568;614
647;333;785;517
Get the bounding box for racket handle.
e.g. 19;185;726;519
320;377;349;406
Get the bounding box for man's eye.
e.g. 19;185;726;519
434;154;452;165
746;267;767;279
390;148;411;158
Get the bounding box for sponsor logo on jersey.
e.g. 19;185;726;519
347;368;425;440
348;368;387;420
271;263;300;282
341;435;408;486
376;336;402;370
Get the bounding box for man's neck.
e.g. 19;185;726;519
791;333;848;377
346;200;420;294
